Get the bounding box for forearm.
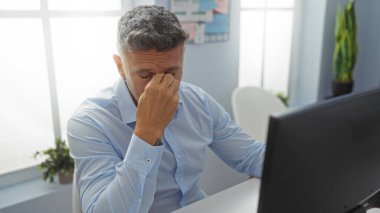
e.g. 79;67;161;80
211;132;266;178
75;135;164;213
86;161;160;213
207;92;266;178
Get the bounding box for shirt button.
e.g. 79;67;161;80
146;159;151;163
137;197;142;202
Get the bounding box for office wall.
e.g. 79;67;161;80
288;0;328;106
317;0;340;100
318;0;380;100
354;1;380;92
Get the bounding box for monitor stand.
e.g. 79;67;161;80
348;191;380;213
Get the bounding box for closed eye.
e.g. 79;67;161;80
165;69;178;76
140;74;153;79
137;70;154;79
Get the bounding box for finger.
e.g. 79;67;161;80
167;74;176;88
169;79;180;94
161;73;174;85
168;77;175;88
150;73;165;84
162;74;174;87
160;73;172;84
168;76;176;87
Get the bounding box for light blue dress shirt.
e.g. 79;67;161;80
67;77;265;213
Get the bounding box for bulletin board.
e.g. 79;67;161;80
170;0;230;44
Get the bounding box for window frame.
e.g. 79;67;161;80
0;0;128;187
239;0;296;95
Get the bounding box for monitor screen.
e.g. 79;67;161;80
258;88;380;213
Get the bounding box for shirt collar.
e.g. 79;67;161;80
114;77;137;124
114;77;183;125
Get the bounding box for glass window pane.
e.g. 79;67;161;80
241;0;265;9
267;0;295;8
48;0;121;10
0;19;54;174
50;17;119;139
263;11;293;95
0;0;40;10
239;11;265;87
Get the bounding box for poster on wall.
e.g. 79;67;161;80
171;0;230;44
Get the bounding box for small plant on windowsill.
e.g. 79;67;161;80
33;138;74;184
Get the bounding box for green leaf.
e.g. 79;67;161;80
333;0;358;83
33;138;74;183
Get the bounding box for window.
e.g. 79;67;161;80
0;0;124;177
239;0;295;96
0;18;53;175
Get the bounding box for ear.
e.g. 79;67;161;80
113;54;126;79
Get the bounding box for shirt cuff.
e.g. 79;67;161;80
251;143;266;178
125;134;164;176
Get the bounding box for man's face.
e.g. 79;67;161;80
113;44;184;104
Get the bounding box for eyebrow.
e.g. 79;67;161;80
135;66;180;74
136;69;154;75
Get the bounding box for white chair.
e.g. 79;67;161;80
200;87;287;195
231;86;287;142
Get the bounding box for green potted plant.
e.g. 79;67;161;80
333;0;358;97
34;138;74;184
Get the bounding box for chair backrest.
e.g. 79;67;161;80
72;171;81;213
231;86;286;142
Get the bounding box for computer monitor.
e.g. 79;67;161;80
258;88;380;213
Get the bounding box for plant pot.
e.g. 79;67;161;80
332;81;354;97
58;172;73;184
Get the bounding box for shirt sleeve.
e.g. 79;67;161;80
205;94;266;178
67;113;164;213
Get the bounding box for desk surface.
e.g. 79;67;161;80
173;178;260;213
173;178;380;213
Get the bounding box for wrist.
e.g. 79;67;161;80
134;126;162;146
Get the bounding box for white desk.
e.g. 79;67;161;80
173;178;380;213
173;178;260;213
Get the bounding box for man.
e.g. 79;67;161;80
68;5;265;213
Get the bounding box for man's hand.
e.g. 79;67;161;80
134;74;180;145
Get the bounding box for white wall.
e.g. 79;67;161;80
288;0;328;106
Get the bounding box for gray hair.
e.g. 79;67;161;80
117;5;188;54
